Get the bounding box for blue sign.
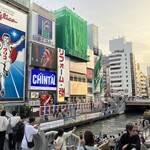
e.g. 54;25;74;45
38;15;52;39
30;69;57;90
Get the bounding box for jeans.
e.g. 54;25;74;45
0;131;6;150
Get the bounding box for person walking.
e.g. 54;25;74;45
0;110;8;150
14;114;26;150
77;130;98;150
119;123;141;150
54;127;76;150
7;110;20;150
21;117;39;150
108;135;116;150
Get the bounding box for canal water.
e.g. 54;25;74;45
75;112;143;136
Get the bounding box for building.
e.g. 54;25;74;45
109;37;135;97
88;24;103;102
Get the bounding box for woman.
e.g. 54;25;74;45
0;110;8;150
77;130;98;150
54;127;76;150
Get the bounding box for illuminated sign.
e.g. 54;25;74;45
30;43;56;69
87;69;94;79
57;48;65;102
30;69;57;90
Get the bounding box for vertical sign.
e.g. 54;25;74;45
57;48;65;102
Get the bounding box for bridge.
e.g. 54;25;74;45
125;98;150;106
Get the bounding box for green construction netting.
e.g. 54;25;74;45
55;7;88;61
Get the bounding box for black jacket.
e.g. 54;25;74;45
119;132;141;150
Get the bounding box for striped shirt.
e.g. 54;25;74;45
9;116;20;127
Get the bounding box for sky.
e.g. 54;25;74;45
32;0;150;74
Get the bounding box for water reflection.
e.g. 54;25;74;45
75;112;143;136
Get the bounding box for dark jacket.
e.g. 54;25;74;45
119;132;141;150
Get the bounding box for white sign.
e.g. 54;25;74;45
40;119;64;130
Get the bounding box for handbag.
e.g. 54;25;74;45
24;127;35;148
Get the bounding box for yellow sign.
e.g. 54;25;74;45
70;81;87;95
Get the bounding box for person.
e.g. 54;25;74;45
21;117;39;150
8;110;20;150
119;123;141;150
108;135;116;150
77;130;98;150
54;127;76;150
0;110;8;150
15;114;26;150
0;33;25;96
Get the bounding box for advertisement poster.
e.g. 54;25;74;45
31;43;56;69
57;48;65;103
30;69;57;90
29;3;55;48
29;91;56;106
0;2;27;100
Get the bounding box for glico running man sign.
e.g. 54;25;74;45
0;2;27;100
30;69;57;90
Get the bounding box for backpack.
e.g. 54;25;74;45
12;122;25;142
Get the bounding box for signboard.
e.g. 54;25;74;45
30;69;57;90
30;43;56;69
57;48;65;102
70;81;87;95
70;59;86;74
0;2;27;100
29;3;55;48
87;69;94;79
93;25;99;56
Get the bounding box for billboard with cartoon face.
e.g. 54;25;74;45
0;2;27;100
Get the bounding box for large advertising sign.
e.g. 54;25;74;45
30;43;56;69
29;3;55;48
0;2;27;100
70;81;87;95
30;69;57;90
57;48;65;103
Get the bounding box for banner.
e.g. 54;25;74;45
30;43;56;69
0;2;27;100
57;48;65;103
87;69;94;79
30;69;57;90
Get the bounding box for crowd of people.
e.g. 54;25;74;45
0;104;149;150
0;107;40;150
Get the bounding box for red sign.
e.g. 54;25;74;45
0;12;17;23
87;69;94;79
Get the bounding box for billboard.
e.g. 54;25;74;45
93;25;99;56
57;48;65;103
30;69;57;90
30;43;56;69
0;2;27;100
70;59;87;74
28;3;55;48
70;81;87;95
87;69;94;79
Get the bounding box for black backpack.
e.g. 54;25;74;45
12;122;25;142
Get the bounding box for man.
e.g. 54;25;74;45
0;33;25;96
8;111;20;150
14;114;26;150
119;123;141;150
21;117;39;150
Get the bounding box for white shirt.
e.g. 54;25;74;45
0;116;8;131
9;116;20;127
55;131;73;150
21;124;38;148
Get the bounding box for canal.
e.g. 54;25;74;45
75;111;143;136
